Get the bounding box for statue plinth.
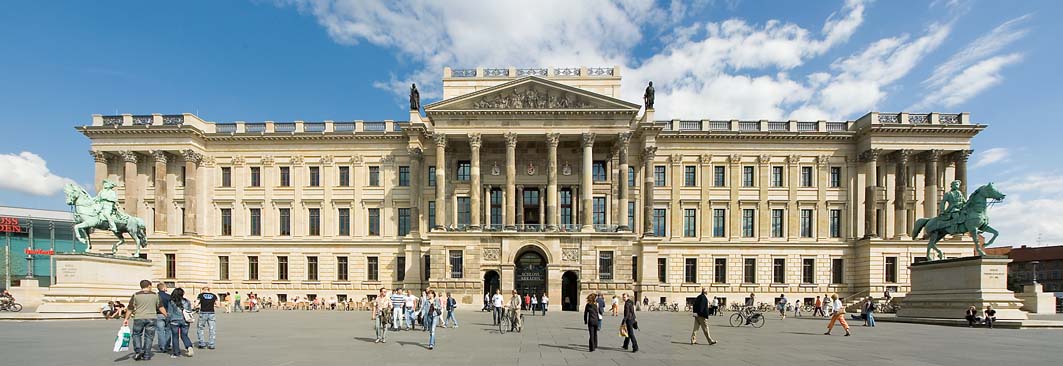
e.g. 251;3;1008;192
35;253;153;315
897;256;1027;320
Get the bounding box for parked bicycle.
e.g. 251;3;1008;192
0;301;22;312
729;308;765;328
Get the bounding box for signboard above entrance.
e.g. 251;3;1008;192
0;217;21;233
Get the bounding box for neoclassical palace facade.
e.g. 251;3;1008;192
79;66;983;309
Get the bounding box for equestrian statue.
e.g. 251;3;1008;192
912;180;1005;261
63;180;148;257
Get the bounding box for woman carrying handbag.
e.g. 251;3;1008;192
583;294;601;352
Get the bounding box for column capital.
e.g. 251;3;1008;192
859;148;883;163
407;146;424;161
89;150;109;163
895;149;913;164
545;132;560;147
786;154;800;166
433;133;447;148
730;154;742;164
699;153;712;165
504;132;518;148
642;146;657;162
816;155;831;167
953;149;973;163
617;132;632;146
516;184;524;191
925;149;943;162
468;133;482;148
181;149;203;165
581;132;596;147
758;154;771;165
151;150;168;164
120;151;139;164
669;153;682;165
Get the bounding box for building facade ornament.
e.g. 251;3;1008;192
491;161;501;176
260;156;274;166
699;153;712;164
90;150;109;163
434;133;447;148
580;132;596;147
290;156;304;166
954;149;973;163
787;154;801;165
729;154;742;164
120;151;139;164
817;155;831;167
670;153;682;164
545;132;560;147
471;88;595;109
561;161;573;176
482;248;500;262
320;155;334;166
381;154;395;164
151;150;168;164
758;154;771;165
231;156;245;166
407;147;423;161
562;248;580;262
351;155;364;165
925;149;941;162
468;133;482;148
181;150;202;164
504;132;518;148
643;146;657;163
526;162;537;176
859;148;882;163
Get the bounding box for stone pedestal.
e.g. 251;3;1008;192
35;253;153;315
1016;283;1057;314
898;256;1027;320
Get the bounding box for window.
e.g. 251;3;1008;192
308;208;320;236
800;166;812;187
368;208;380;236
367;257;379;281
743;258;756;283
307;256;319;281
278;256;289;280
398;166;410;186
628;167;635;187
249;208;261;236
166;253;176;278
773;258;785;284
654;166;666;186
713;166;726;187
339;166;350;186
831;258;844;284
457;197;471;227
741;209;755;237
456;161;471;181
220;208;232;236
560;189;572;226
338;208;350;236
491;189;503;227
885;256;898;283
248;256;259;280
627;201;635;230
684;209;697;237
398;208;411;236
218;256;229;280
712;209;726;237
449;250;464;279
592;197;606;225
592;161;607;181
396;257;405;281
632;256;638;281
278;166;291;187
714;258;727;283
800;209;813;238
279;208;291;236
684;166;696;186
337;256;349;281
802;258;814;284
368;166;380;186
250;167;261;187
657;258;667;283
742;166;754;187
599;251;614;280
423;254;431;281
221;167;231;187
309;166;320;186
684;258;697;283
652;208;667;237
428;201;436;229
829;209;841;238
427;166;436;187
829;167;841;187
771;166;783;187
771;209;784;238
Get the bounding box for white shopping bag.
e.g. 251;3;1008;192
113;325;131;352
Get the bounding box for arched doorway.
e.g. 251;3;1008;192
514;249;547;301
483;270;500;297
562;271;579;311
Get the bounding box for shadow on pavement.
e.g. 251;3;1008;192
396;341;430;349
353;337;379;343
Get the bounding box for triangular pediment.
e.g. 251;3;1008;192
425;76;640;112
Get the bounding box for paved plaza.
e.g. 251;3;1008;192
1;309;1060;366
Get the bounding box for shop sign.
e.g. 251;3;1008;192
0;217;21;233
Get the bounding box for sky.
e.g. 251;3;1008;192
0;0;1061;246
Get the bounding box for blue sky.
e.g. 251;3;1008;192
1;0;1061;244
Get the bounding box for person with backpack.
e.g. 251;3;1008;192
165;288;195;358
443;292;458;328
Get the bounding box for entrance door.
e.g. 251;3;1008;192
562;271;579;311
514;251;546;301
483;270;500;296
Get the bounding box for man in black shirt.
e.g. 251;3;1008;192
690;288;717;345
620;293;638;353
194;287;218;349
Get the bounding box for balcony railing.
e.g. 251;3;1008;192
305;123;325;132
767;121;788;131
246;123;266;133
162;115;185;125
217;124;237;133
451;69;477;77
738;121;758;131
483;68;509;77
559;224;581;232
678;120;701;131
940;114;960;124
908;114;929;124
132;115;153;125
587;67;614;76
364;122;386;131
102;116;122;126
797;122;817;131
554;67;580;76
517;224;545;232
708;121;729;130
334;122;355;132
826;122;847;131
516;68;547;77
483;224;504;232
393;122;405;131
275;123;296;133
594;224;619;233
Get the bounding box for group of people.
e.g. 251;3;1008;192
583;292;639;352
965;305;998;328
122;280;219;360
489;290;527;331
373;287;456;349
484;291;548;315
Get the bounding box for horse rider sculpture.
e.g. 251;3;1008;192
96;179;120;232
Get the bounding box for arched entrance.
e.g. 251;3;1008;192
514;249;547;301
483;270;500;296
562;271;579;311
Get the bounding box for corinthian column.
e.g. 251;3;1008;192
955;149;972;194
642;146;657;236
151;151;168;233
504;132;518;231
580;132;595;232
90;151;109;192
120;151;140;218
181;150;202;235
924;150;941;217
861;149;881;238
434;134;447;230
895;150;912;239
546;133;560;232
617;132;631;231
469;133;482;231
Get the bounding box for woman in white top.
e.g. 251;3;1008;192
540;294;549;316
611;296;620;316
824;294;851;336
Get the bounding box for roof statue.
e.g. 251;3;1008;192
410;83;420;111
643;81;654;109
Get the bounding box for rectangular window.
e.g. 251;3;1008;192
250;167;261;187
560;189;572;226
248;256;259;281
800;209;813;238
280;166;291;187
829;167;841;188
713;166;726;187
166;253;176;279
885;256;898;283
249;208;261;236
398;166;410;186
398;208;411;236
307;256;319;281
338;208;351;236
368;166;380;186
368;208;380;236
456;161;471;181
368;257;379;281
279;208;291;236
449;250;464;279
592;161;607;182
599;251;614;280
396;257;405;281
309;166;320;187
457;197;471;227
632;256;638;281
742;166;754;187
491;189;503;226
832;258;844;284
684;258;697;283
428;201;436;229
628;167;635;187
627;201;635;231
652;208;667;237
657;258;667;283
714;258;727;283
278;256;289;281
592;197;606;225
712;209;726;237
218;256;229;280
337;256;349;281
771;209;784;238
221;208;232;236
308;208;320;236
829;209;841;238
743;258;756;283
684;209;697;237
654;165;666;186
221;167;231;187
773;258;785;284
802;258;814;284
339;166;350;186
427;166;436;187
800;166;813;187
771;166;783;187
742;209;755;237
423;254;431;281
684;166;696;186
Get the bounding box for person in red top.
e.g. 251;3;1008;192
524;294;531;311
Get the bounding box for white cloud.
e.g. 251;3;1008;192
0;152;78;196
989;174;1063;246
972;147;1010;168
913;53;1023;109
924;14;1029;89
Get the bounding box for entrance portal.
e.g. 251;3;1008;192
514;250;547;301
562;271;579;311
483;270;500;297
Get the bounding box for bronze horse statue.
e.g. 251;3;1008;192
64;183;148;256
912;183;1005;261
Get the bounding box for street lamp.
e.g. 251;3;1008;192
1030;261;1040;285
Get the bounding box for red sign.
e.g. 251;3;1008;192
0;217;20;233
25;248;55;255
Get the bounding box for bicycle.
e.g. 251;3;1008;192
729;309;765;328
0;301;22;312
498;308;523;334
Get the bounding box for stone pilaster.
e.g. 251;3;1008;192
616;132;631;231
581;132;595;232
434;134;447;230
816;155;830;239
924;150;941;218
181;150;202;235
861;149;882;238
468;133;482;231
699;154;712;239
669;153;682;239
757;154;770;240
546;133;560;232
728;154;741;239
151;150;168;233
516;184;525;227
90;150;109;193
408;147;423;234
955;149;972;194
642;146;657;236
894;150;912;239
786;155;799;240
504;132;518;231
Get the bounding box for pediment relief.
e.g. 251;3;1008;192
427;77;639;112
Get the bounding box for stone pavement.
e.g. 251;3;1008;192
0;309;1060;366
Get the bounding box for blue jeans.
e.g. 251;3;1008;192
444;309;457;327
493;306;503;325
428;315;438;347
375;314;388;340
234;300;243;312
196;312;216;347
169;321;193;356
155;314;171;351
131;319;156;357
865;312;876;326
405;308;415;329
542;304;548;316
391;307;403;330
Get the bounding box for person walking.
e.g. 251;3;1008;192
813;295;824;317
155;282;172;355
583;293;601;352
420;290;431;331
540;293;549;316
483;292;490;312
530;294;538;315
794;298;803;318
492;290;504;326
426;290;442;350
611;296;620;316
523;293;531;311
165;288;195;358
194;287;218;349
404;290;417;331
777;294;788;319
690;289;717;345
620;293;638;353
822;293;831;315
597;293;606;316
824;294;851;336
862;296;876;327
390;288;405;330
507;290;523;332
373;288;390;343
233;291;243;313
124;280;165;361
443;292;458;328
